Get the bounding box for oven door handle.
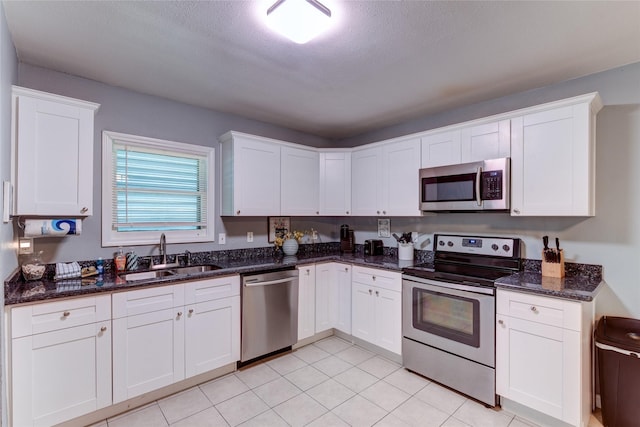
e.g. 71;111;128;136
403;275;495;295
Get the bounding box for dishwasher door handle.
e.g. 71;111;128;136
244;277;296;287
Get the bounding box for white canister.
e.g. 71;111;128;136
398;243;414;261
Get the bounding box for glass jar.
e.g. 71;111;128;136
22;251;45;281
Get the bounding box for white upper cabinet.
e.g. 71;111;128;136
352;138;421;216
351;146;382;216
281;145;320;215
421;130;461;168
382;138;422;216
11;86;99;216
510;93;602;216
460;119;511;162
319;151;351;216
220;131;281;216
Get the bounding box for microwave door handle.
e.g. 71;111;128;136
475;167;482;206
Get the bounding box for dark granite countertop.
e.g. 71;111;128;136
5;251;418;306
495;271;604;302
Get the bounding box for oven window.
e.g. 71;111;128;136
412;287;480;347
422;173;476;202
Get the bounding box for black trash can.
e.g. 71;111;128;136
595;316;640;427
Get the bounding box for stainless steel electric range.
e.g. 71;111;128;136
402;234;521;406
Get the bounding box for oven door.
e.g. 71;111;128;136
402;276;495;367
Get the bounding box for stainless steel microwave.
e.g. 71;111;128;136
419;157;510;212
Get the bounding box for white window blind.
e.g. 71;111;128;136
102;131;215;246
113;144;207;231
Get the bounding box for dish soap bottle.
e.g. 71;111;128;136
114;247;126;272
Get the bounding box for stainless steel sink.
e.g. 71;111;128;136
122;269;176;282
122;264;222;282
170;265;222;275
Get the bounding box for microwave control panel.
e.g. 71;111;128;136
481;170;503;200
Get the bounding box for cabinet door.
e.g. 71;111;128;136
351;282;375;343
298;265;316;340
112;307;185;403
374;287;402;355
351;146;382;216
319;151;351;215
13;90;97;216
281;146;319;215
421;130;461;168
315;263;333;333
382;138;422;216
334;263;352;334
510;101;595;216
230;136;281;216
185;296;240;377
460;120;511;162
496;314;580;421
11;322;111;427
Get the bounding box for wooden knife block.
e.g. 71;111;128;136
542;249;565;278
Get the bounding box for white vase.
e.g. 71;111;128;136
282;239;299;256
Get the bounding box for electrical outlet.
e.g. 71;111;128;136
311;229;318;240
218;233;226;244
247;232;253;242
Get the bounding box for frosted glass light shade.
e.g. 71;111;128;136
266;0;331;44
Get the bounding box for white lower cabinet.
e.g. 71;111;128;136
184;276;240;378
351;266;402;355
113;277;240;402
496;289;593;427
10;295;112;427
315;262;352;335
298;264;317;340
112;285;185;403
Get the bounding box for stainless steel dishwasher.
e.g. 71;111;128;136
241;268;299;363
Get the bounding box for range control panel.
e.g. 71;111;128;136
434;234;519;257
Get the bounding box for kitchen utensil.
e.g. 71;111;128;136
543;236;552;262
392;233;402;242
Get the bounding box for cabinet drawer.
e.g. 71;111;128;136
497;290;582;331
11;295;111;338
113;285;184;319
184;275;240;305
352;266;401;292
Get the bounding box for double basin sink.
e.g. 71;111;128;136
121;264;222;283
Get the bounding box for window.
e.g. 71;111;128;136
102;131;214;246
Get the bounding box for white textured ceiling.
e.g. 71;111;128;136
3;1;640;139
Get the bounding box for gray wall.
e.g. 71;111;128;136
0;2;18;425
339;63;640;320
17;63;338;263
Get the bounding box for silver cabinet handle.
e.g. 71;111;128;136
377;211;380;215
383;211;386;215
344;267;349;272
530;306;538;313
513;209;520;214
188;309;194;315
368;289;372;295
498;320;504;325
316;211;319;215
80;207;88;213
177;311;183;317
237;210;241;215
100;326;107;332
372;276;376;281
346;211;349;214
63;311;70;317
375;290;379;297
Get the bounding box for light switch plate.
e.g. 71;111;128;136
218;233;226;244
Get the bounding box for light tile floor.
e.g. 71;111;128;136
92;336;604;427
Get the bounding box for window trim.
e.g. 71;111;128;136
101;130;215;247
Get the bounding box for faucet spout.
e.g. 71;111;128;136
160;233;167;265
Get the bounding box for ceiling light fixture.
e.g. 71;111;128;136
266;0;332;44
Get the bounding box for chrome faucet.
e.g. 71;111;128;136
159;233;167;265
